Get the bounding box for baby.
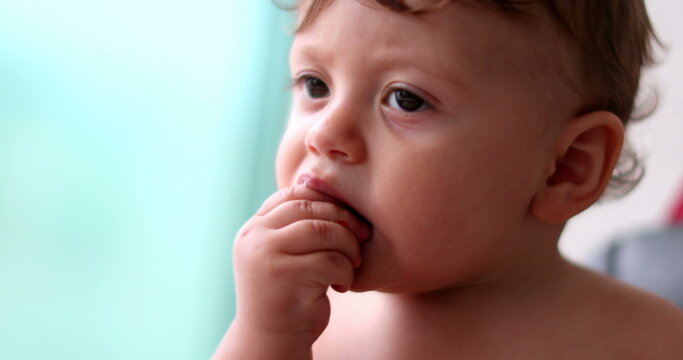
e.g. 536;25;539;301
214;0;683;358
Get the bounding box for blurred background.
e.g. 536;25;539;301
0;1;680;359
0;1;291;358
559;0;683;259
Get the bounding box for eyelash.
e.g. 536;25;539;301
291;74;433;113
383;87;432;113
290;74;330;99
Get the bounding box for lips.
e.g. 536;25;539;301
297;173;372;228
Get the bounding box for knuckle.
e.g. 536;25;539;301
234;228;279;261
279;185;298;201
309;219;331;239
299;199;338;216
234;218;267;247
297;199;315;214
236;222;253;239
263;252;288;277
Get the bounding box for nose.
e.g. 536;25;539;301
304;101;367;163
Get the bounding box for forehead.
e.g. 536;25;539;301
291;0;579;119
293;1;548;83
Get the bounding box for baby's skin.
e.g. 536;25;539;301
213;1;683;359
219;183;370;359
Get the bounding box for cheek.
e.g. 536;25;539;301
368;152;472;242
275;127;308;189
371;136;532;242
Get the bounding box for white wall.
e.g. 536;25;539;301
560;0;683;262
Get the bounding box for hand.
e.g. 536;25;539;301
214;184;371;359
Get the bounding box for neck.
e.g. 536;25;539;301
319;233;577;358
382;245;567;314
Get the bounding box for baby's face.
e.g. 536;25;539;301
277;0;578;293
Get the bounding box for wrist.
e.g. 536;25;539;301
212;320;313;360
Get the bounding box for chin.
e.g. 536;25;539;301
348;266;415;294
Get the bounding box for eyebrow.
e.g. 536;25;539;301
399;59;473;95
289;43;335;70
291;43;473;97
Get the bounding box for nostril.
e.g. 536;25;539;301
329;149;348;158
306;143;320;155
306;143;348;159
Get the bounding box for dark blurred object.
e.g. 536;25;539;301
585;226;683;309
586;185;683;309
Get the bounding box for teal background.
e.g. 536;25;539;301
0;1;292;358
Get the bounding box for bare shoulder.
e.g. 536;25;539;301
565;264;683;358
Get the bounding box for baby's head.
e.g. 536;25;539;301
275;0;658;293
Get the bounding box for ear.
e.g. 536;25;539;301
531;111;624;224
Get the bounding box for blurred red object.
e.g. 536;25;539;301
670;183;683;225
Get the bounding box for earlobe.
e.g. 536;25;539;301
531;111;624;223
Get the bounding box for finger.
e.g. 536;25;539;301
264;199;371;241
274;220;362;268
284;251;356;294
256;184;342;217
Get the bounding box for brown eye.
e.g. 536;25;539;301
388;89;430;112
303;76;330;99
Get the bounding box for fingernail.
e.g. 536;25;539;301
332;284;348;293
361;225;372;241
